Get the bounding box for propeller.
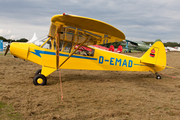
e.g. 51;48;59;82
4;44;10;56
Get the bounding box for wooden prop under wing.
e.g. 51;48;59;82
49;14;125;45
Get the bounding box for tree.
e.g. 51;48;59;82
17;38;28;42
0;36;28;43
0;36;7;41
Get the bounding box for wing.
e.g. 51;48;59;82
125;39;138;46
49;14;125;46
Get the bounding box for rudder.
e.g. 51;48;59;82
140;41;166;72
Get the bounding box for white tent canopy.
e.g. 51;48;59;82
28;33;38;43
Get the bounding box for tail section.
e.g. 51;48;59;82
140;41;166;72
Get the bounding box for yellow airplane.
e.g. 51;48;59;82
4;13;166;85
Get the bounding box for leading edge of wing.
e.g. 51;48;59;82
51;14;125;43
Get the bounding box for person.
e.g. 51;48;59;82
109;45;114;52
116;45;123;53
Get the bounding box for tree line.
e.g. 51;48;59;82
102;41;180;48
143;41;180;47
0;36;28;43
1;36;180;48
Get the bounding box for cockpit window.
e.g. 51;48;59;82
31;36;49;46
74;45;95;56
30;36;55;50
30;35;95;57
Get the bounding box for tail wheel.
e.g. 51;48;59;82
156;75;161;79
33;74;47;86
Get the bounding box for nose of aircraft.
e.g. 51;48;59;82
10;42;29;60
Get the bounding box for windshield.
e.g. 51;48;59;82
28;35;49;46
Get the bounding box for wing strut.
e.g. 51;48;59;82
58;36;91;69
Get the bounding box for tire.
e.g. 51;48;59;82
35;69;41;75
156;75;161;79
33;74;47;86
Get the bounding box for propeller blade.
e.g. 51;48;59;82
4;45;10;56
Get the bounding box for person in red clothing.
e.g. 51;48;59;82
116;45;123;53
109;45;114;52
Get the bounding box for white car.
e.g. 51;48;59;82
166;47;180;52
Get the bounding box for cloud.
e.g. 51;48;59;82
0;0;180;42
10;35;19;39
0;29;11;36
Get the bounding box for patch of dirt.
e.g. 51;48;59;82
0;52;180;119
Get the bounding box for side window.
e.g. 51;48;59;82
74;45;95;57
57;41;72;53
40;37;95;57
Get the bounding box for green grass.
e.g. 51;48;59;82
0;52;10;56
0;101;23;120
0;101;6;109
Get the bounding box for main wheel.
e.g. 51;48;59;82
35;69;42;75
156;75;161;79
33;74;47;86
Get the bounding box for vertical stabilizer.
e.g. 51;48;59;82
140;41;166;72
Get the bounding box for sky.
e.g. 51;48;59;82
0;0;180;43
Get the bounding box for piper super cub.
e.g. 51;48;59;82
5;13;166;85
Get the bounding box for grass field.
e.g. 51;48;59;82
0;101;22;120
0;52;180;119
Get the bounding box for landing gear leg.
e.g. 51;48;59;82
33;66;57;86
155;72;161;79
35;69;42;75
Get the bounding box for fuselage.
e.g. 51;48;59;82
10;42;160;72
